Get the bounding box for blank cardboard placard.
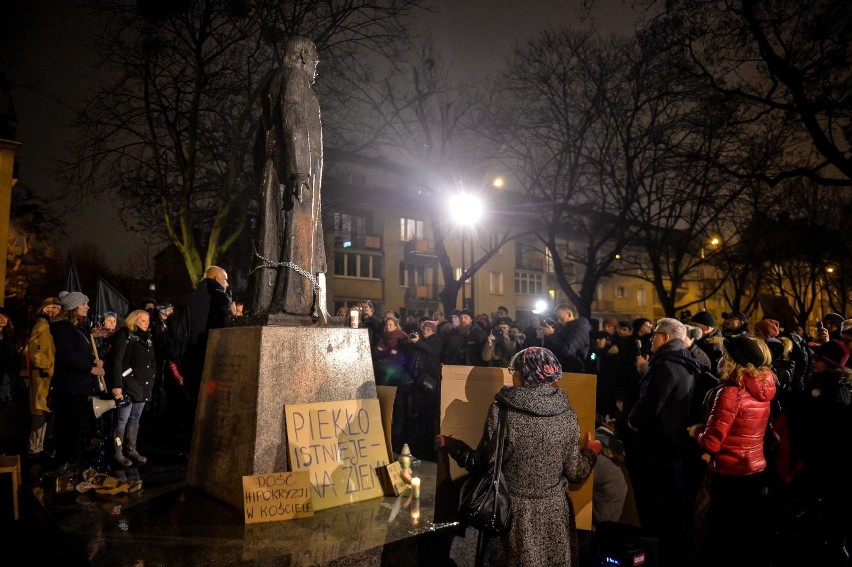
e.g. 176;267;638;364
242;471;313;524
285;398;388;511
438;365;596;530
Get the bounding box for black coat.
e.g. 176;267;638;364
109;328;156;402
50;320;100;396
628;339;699;452
543;317;591;373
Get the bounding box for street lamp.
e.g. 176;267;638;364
449;193;483;312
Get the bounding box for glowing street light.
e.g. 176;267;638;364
449;193;483;311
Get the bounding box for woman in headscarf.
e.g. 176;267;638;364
437;346;599;567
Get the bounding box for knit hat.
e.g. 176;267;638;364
690;311;716;328
593;330;612;341
459;309;473;319
754;319;780;338
421;320;438;332
59;291;89;312
765;337;785;362
822;313;845;328
40;296;62;310
685;325;703;342
723;335;765;368
508;347;562;386
722;311;748;323
632;317;653;333
815;339;850;369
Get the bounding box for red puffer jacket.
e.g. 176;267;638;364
696;367;776;476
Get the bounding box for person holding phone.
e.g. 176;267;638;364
482;317;521;368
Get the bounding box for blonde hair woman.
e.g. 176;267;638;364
108;309;156;466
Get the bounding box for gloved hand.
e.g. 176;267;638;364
168;361;185;386
584;431;602;455
687;424;703;439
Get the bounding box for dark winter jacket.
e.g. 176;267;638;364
447;385;596;567
628;339;699;452
789;366;852;487
695;367;776;476
543;317;591;373
442;325;488;366
50;319;101;397
109;327;157;403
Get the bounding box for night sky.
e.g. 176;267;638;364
4;0;642;272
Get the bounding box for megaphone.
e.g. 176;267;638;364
93;397;117;419
92;395;131;418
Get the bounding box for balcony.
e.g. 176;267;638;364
404;238;437;264
405;284;436;302
364;235;382;250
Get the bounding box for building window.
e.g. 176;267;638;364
400;217;425;242
515;271;544;295
334;252;382;279
399;262;427;287
489;271;503;294
333;212;367;249
637;287;647;307
616;286;627;299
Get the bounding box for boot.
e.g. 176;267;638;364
125;425;147;465
113;437;132;467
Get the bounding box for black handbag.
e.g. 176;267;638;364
458;404;512;536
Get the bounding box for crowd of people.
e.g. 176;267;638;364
6;265;235;476
5;277;851;565
354;300;850;566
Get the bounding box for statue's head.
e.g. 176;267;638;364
284;36;319;83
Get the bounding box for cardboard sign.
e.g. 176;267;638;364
376;461;408;496
438;365;596;530
285;398;388;511
242;471;313;524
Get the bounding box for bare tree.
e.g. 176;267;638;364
473;29;644;317
646;0;852;187
63;0;425;286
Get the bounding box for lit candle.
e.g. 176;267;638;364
410;476;421;499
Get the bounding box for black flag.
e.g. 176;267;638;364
95;275;129;325
65;259;82;293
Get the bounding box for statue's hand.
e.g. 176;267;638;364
292;173;309;202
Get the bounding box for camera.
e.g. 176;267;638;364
493;329;505;340
542;317;557;328
409;330;421;339
816;321;824;330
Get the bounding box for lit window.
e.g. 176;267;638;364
637;288;647;307
489;271;503;295
515;271;543;295
400;217;424;242
334;252;382;279
616;287;627;299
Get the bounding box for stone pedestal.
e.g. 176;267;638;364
186;326;376;509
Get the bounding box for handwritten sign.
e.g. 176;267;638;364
376;460;408;496
242;471;313;524
284;398;388;511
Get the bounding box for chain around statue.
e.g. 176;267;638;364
249;251;321;317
